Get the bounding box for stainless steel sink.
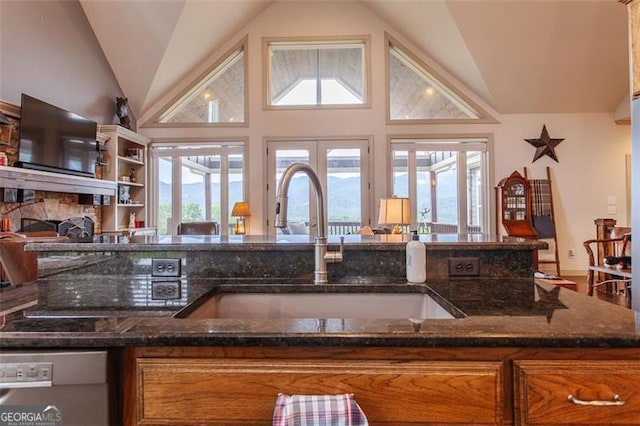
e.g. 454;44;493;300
178;290;457;320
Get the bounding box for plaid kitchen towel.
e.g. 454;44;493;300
272;393;369;426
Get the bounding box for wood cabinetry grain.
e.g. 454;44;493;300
514;360;640;425
134;358;502;425
124;346;640;426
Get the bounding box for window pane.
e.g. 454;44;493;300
160;49;245;124
327;148;361;234
158;157;172;235
416;151;433;233
389;46;479;120
269;41;365;106
181;162;205;222
466;152;482;233
275;150;310;227
228;154;244;234
392;150;408;198
436;161;458;229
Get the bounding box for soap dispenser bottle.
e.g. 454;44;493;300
406;230;426;283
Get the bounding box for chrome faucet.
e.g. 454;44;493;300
275;163;344;285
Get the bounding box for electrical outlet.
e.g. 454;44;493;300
448;257;479;277
151;258;181;277
151;281;181;300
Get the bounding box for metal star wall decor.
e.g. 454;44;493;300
524;125;564;163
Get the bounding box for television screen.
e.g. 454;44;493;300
17;94;98;177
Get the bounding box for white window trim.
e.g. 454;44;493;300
387;135;494;234
263;35;372;111
264;137;373;235
384;32;498;125
147;37;249;128
149;140;248;235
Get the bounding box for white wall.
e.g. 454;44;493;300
0;0;123;124
138;1;631;275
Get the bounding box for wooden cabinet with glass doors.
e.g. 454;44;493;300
496;170;537;238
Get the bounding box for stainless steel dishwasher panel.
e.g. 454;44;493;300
0;350;109;426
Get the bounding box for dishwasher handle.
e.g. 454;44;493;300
0;380;52;389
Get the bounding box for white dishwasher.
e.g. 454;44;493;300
0;350;110;426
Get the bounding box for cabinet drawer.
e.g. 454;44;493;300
135;358;502;425
514;360;640;425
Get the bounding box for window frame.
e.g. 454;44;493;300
263;35;372;111
387;135;494;234
149;139;248;235
148;37;249;128
385;33;497;125
264;137;373;235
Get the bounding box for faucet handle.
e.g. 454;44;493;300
325;236;344;263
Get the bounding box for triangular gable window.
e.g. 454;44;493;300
387;35;494;123
157;40;246;125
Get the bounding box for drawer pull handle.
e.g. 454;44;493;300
567;394;625;406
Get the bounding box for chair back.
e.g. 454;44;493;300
177;221;219;235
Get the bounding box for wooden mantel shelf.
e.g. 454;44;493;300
0;166;116;196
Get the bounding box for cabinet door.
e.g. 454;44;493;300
514;360;640;425
134;358;503;425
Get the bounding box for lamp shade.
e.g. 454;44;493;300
231;201;251;217
378;197;410;225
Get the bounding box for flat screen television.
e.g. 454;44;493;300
17;94;98;178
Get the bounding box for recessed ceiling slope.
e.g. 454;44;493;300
363;0;494;108
446;0;629;114
82;0;629;117
79;0;186;116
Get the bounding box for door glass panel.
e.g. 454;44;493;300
275;149;310;232
204;155;221;224
181;161;206;222
466;152;482;233
392;150;409;197
416;151;433;233
228;154;244;234
327;148;361;234
435;156;458;231
158;157;172;235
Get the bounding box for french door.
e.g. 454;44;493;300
150;143;245;235
390;138;490;234
266;139;371;236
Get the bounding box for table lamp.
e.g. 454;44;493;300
378;196;410;234
231;201;251;235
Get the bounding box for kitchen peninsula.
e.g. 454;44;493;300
1;235;639;425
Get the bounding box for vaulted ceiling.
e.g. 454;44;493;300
79;0;630;122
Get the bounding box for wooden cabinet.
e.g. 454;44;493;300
124;347;640;426
98;125;154;234
514;360;640;425
496;171;537;238
132;357;503;425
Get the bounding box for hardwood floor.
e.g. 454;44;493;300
563;275;631;308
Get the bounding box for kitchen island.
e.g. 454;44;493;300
1;234;639;425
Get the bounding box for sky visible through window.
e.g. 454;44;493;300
275;79;361;106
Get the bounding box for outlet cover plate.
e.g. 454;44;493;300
151;258;181;277
151;281;181;300
448;257;480;277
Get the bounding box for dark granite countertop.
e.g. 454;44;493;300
25;233;546;252
1;275;638;349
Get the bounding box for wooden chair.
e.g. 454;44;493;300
583;227;631;305
0;231;68;285
176;221;219;235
